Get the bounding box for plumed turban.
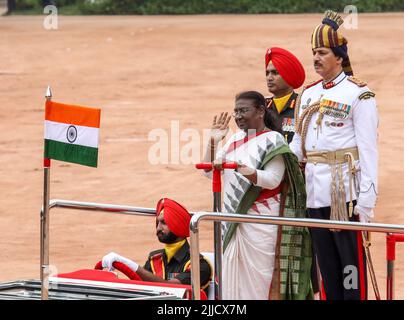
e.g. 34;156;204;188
311;10;353;76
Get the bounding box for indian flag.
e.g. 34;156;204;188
44;100;101;167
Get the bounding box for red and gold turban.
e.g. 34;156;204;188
156;198;191;238
311;10;353;76
265;47;306;89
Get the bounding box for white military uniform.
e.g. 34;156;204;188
290;71;378;212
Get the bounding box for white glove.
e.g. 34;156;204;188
354;205;374;223
102;252;139;272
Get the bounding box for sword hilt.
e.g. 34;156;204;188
362;231;372;248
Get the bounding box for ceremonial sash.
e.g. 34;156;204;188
150;253;166;279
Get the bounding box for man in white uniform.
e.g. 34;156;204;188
290;10;378;300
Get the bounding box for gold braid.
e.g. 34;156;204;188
296;103;313;134
294;89;304;131
296;102;321;159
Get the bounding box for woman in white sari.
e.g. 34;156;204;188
202;91;311;300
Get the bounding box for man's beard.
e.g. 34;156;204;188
157;231;179;244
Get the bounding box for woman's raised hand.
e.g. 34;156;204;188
209;112;231;144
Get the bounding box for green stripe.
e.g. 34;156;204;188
44;139;98;168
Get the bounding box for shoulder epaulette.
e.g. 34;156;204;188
149;249;164;258
265;96;273;108
359;91;375;100
304;79;322;90
348;76;367;87
294;89;306;130
290;91;299;110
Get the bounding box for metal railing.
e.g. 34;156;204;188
189;212;404;300
41;200;404;300
40;199;158;299
48;199;157;216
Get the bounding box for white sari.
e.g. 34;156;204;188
206;130;287;300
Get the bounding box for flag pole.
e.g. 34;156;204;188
41;86;52;300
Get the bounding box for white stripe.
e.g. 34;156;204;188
44;120;99;148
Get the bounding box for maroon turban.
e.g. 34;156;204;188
265;47;306;89
156;198;191;238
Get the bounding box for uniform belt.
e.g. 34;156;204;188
306;147;359;164
306;146;359;223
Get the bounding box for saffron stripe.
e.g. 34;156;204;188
44;139;98;167
311;30;316;48
45;100;101;128
312;25;320;48
322;26;330;48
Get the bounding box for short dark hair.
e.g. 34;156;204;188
235;91;283;134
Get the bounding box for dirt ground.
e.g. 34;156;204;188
1;13;404;299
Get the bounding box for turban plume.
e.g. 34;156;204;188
311;10;353;76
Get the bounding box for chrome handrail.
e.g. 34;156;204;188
189;212;404;300
40;199;159;299
48;199;157;216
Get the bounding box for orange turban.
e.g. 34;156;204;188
156;198;191;238
265;47;305;89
